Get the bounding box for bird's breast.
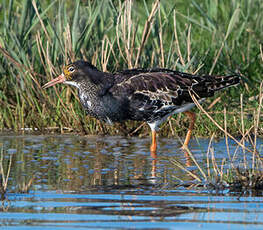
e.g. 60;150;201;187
79;93;92;108
78;91;128;123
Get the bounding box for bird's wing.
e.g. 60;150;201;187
110;68;239;122
110;69;198;120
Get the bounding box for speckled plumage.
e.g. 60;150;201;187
43;60;240;152
57;61;239;127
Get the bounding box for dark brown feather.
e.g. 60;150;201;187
58;61;240;125
109;68;240;123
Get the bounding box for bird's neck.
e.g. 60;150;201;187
88;70;114;95
87;71;115;97
76;75;114;107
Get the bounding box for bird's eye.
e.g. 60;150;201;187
68;66;75;72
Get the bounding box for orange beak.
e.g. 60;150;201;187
42;74;66;89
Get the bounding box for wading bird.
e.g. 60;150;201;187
43;61;239;154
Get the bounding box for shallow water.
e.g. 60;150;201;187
0;134;263;229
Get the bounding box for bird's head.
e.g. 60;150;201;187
42;61;99;89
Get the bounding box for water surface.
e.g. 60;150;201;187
0;134;263;229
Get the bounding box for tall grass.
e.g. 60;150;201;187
172;81;263;191
0;0;262;136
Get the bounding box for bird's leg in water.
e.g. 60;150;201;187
182;111;196;149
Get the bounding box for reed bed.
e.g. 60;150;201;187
172;82;263;192
0;0;262;137
0;145;12;201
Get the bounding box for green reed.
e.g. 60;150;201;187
0;0;262;137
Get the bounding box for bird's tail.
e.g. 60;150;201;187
207;74;240;92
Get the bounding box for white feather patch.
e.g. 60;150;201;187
64;81;79;88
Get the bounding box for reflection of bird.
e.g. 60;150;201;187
43;61;240;154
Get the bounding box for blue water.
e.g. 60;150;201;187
0;134;262;229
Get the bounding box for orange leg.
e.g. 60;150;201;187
182;111;196;149
183;149;192;167
150;129;157;157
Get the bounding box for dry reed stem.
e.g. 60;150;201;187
171;174;184;183
46;42;55;76
232;125;254;162
173;12;185;67
219;158;226;181
101;36;114;72
150;50;155;66
123;0;133;68
192;64;204;75
32;0;51;43
36;32;47;75
253;81;263;170
24;177;34;192
135;0;159;67
0;148;12;192
207;97;221;110
128;123;146;136
206;133;215;178
18;175;35;193
116;0;137;68
65;24;75;61
211;147;219;177
0;45;45;84
38;28;77;126
240;93;246;157
158;7;165;67
117;0;159;68
116;3;127;66
168;119;175;136
170;159;201;182
209;41;224;75
189;91;259;156
36;32;54;77
189;91;260;160
182;147;207;180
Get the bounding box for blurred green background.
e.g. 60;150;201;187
0;0;262;137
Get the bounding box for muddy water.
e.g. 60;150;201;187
0;134;263;229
